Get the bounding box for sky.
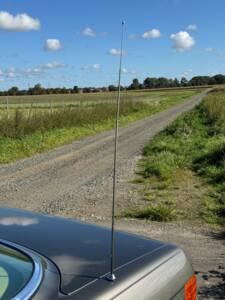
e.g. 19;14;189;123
0;0;225;90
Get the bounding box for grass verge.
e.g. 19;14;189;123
124;88;225;225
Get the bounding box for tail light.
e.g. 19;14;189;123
185;275;197;300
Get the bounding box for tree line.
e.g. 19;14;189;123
1;74;225;96
128;74;225;90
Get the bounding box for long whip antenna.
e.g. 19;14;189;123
108;21;125;282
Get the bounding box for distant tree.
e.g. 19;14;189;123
157;77;169;88
180;77;188;87
143;77;158;89
209;77;217;85
60;87;68;94
108;85;117;92
72;86;79;93
32;84;44;95
189;76;210;86
83;87;91;93
8;86;19;96
173;78;180;87
212;74;225;85
129;78;140;90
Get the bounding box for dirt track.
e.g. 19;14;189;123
0;89;224;298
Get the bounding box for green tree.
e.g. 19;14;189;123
180;77;188;87
8;86;19;96
213;74;225;84
129;78;140;90
108;85;117;92
143;77;158;89
32;84;44;95
173;78;180;87
73;86;79;93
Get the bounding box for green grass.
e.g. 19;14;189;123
124;204;176;222
126;89;225;225
0;89;199;164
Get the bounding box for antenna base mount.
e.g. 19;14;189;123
106;273;116;282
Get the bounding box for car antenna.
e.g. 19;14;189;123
107;20;125;282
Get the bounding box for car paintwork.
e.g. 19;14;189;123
0;207;194;299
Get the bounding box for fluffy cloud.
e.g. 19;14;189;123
3;67;17;78
82;27;96;37
121;68;137;75
129;29;161;40
142;29;161;39
44;39;61;51
41;61;65;69
80;27;108;37
108;48;126;56
0;11;40;31
25;61;65;76
181;69;193;77
170;31;195;52
24;68;42;76
0;61;66;80
92;63;100;69
186;24;197;31
82;63;101;71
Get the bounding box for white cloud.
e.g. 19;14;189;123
0;11;40;32
181;69;193;77
82;27;96;37
41;61;65;69
5;67;17;78
24;61;65;77
24;68;42;76
92;63;100;69
0;67;18;80
142;29;161;39
44;39;61;51
82;63;101;71
205;47;213;52
186;24;197;31
170;31;195;52
81;27;108;37
121;68;137;75
108;48;125;56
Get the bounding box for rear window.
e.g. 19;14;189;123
0;243;33;299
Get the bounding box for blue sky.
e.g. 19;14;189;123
0;0;225;89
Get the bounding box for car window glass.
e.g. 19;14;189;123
0;243;33;299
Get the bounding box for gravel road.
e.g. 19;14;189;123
0;89;224;299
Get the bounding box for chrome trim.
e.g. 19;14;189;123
0;239;43;300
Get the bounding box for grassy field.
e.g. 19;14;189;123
124;88;225;226
0;89;199;108
0;88;200;164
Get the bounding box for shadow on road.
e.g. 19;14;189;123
197;229;225;299
207;230;225;245
198;269;225;299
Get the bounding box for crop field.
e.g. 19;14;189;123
0;88;199;109
0;88;200;163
